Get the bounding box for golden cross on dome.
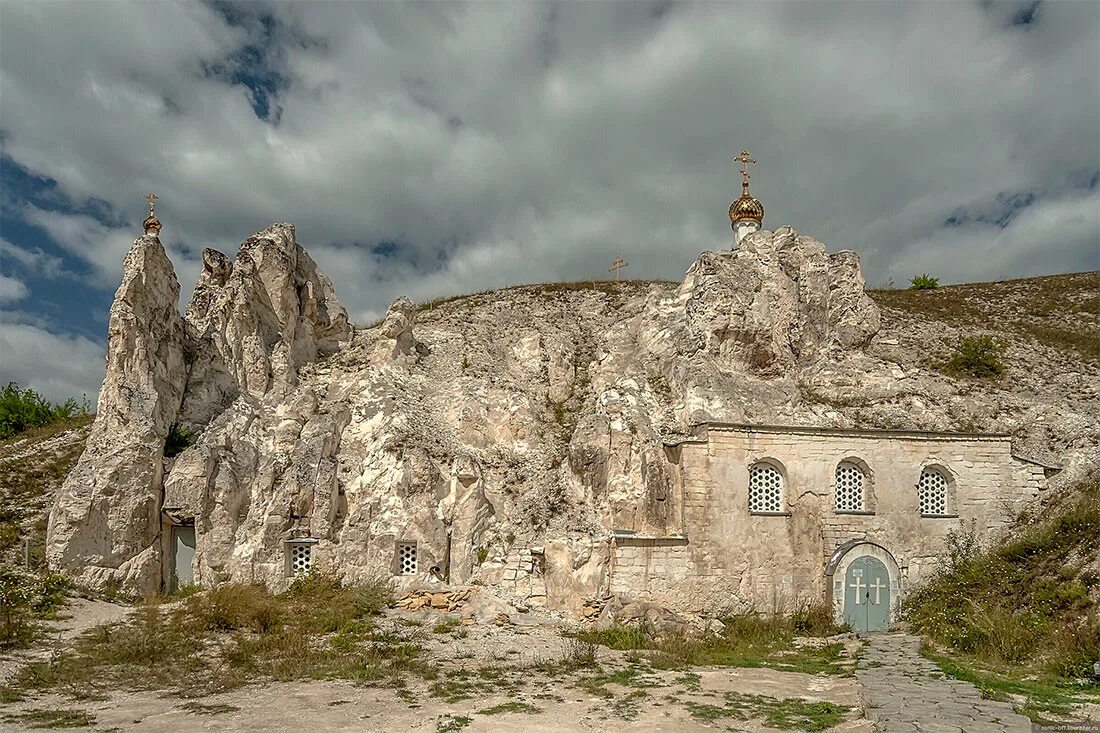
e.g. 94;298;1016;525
733;149;756;186
145;192;158;215
608;256;629;282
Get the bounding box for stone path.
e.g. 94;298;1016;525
857;634;1032;733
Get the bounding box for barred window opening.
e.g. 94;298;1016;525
397;542;418;575
288;543;312;577
748;463;784;513
835;461;866;512
918;468;950;516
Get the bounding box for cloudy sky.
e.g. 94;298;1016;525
0;0;1097;402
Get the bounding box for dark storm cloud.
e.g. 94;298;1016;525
0;0;1097;401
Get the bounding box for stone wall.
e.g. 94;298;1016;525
610;425;1044;615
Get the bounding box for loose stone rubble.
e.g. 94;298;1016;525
394;588;475;613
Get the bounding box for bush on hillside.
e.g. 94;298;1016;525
909;274;939;290
904;471;1100;678
163;423;197;457
0;383;89;440
0;569;69;648
945;335;1005;378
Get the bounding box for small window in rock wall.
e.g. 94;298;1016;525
287;542;312;577
918;467;950;516
397;542;418;575
748;462;784;513
835;461;866;512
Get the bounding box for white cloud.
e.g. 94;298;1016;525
0;315;105;403
0;0;1096;324
0;237;68;278
0;274;28;303
889;189;1100;285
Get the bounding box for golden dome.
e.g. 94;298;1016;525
729;148;764;227
729;186;764;226
143;213;161;235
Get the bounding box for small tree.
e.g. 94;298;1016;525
946;335;1005;378
909;274;939;290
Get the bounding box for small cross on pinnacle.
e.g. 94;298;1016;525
608;256;629;282
733;149;756;186
145;192;158;215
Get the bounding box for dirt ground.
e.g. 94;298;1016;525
0;600;874;733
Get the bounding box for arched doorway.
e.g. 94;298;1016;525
843;555;890;632
825;540;901;633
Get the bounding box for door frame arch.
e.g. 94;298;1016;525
825;540;901;629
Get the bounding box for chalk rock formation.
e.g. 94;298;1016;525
677;226;880;373
47;235;188;590
48;224;350;592
181;223;349;423
47;221;1096;609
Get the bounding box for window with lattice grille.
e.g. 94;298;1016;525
397;542;418;575
835;461;866;512
918;468;950;516
748;463;784;513
287;542;312;577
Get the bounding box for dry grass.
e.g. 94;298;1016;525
413;279;677;315
2;574;420;702
905;469;1100;680
870;272;1099;362
575;605;851;675
0;421;89;565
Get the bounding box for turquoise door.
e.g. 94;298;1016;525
844;555;890;633
171;526;196;592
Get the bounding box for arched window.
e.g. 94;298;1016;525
918;467;951;516
835;461;866;512
748;462;784;513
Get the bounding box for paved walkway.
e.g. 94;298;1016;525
857;634;1032;733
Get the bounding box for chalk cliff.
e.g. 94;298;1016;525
46;224;1099;608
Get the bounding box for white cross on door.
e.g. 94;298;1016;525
870;578;887;605
849;576;865;604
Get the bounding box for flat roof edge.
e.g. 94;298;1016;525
683;422;1012;441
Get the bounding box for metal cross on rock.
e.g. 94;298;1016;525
146;192;159;214
733;149;756;185
608;256;629;282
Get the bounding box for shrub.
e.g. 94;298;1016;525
0;382;89;440
186;584;280;632
0;569;70;648
905;471;1100;677
560;637;599;669
945;335;1005;378
791;602;843;636
909;274;939;290
164;423;197;457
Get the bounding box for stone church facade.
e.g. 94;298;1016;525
609;424;1051;630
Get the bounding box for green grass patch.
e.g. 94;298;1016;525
179;701;239;715
475;701;542;715
435;713;472;732
686;692;849;731
575;606;852;675
1;708;97;729
922;647;1096;724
